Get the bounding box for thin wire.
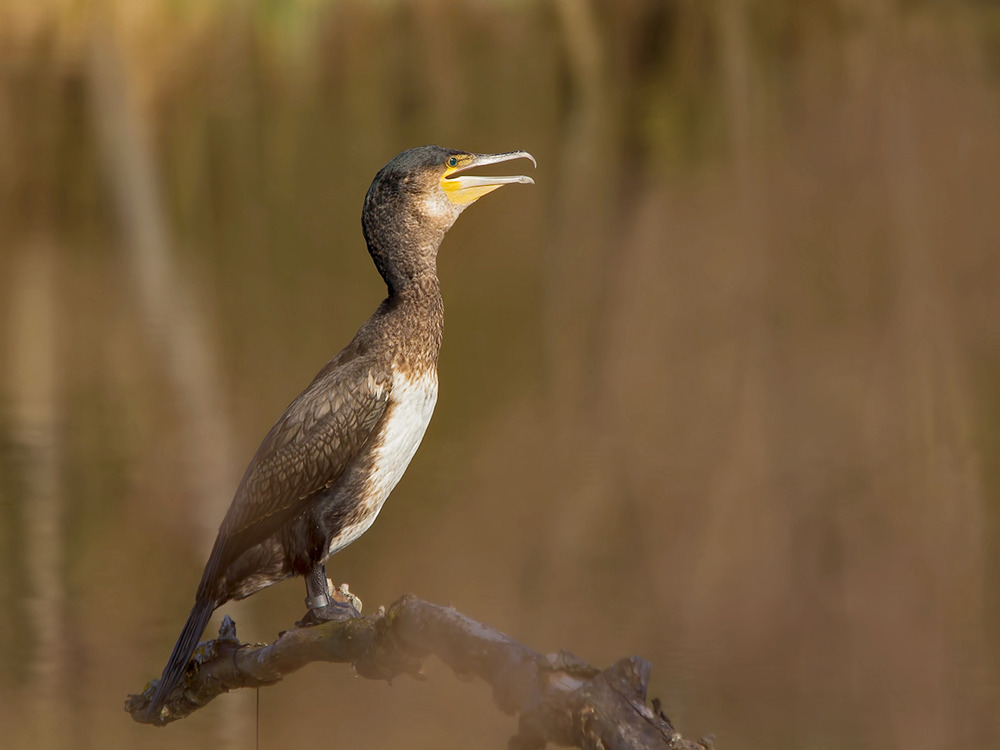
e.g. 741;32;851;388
256;687;260;750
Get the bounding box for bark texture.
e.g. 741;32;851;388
127;595;711;750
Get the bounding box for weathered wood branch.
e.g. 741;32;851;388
126;595;711;750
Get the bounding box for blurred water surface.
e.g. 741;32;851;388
1;1;999;749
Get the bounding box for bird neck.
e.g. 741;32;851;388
391;269;442;308
377;245;439;298
363;208;446;298
383;272;444;373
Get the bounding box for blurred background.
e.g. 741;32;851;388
1;0;999;748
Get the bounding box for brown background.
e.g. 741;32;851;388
1;1;998;749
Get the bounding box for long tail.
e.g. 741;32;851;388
144;597;216;723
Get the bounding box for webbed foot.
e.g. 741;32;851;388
296;598;361;627
299;564;363;626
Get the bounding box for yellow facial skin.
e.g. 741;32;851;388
440;151;536;205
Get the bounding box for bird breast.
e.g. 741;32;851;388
328;367;438;555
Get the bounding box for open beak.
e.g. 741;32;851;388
442;150;536;205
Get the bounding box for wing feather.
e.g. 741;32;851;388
203;355;391;585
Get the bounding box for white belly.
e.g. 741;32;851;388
329;369;438;554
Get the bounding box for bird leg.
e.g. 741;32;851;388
297;563;360;627
304;563;332;609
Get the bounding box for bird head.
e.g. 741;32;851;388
362;146;535;292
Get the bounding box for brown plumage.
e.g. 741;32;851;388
143;145;534;724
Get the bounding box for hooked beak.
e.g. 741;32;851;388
441;150;536;205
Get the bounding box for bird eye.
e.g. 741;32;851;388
447;157;458;168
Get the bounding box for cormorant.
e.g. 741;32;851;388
144;146;535;724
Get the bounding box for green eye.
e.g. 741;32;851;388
447;156;458;167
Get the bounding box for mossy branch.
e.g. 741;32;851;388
126;595;711;750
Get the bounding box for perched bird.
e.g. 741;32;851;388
144;146;535;723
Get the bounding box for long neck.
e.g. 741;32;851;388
360;186;448;370
363;205;446;298
381;273;444;374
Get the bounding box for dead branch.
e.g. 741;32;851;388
126;595;711;749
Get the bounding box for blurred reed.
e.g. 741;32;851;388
0;2;998;749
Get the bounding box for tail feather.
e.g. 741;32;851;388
144;598;216;723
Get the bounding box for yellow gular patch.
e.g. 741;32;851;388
442;181;503;205
440;161;503;205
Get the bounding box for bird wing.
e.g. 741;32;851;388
209;354;392;574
